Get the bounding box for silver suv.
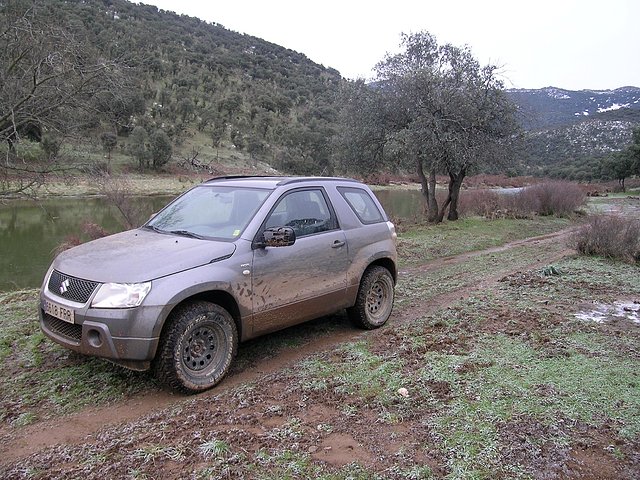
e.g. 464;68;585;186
39;176;397;392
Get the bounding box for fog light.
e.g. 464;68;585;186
87;329;103;348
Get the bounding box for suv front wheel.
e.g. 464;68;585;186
154;301;238;393
348;266;395;329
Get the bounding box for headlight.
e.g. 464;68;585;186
91;282;152;308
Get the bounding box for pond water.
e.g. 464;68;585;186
0;196;173;291
0;188;424;291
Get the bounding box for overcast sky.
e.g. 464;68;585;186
142;0;639;91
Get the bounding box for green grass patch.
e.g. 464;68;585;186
417;333;640;477
299;341;405;408
398;216;571;266
396;240;570;310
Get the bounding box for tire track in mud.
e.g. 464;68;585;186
0;227;578;464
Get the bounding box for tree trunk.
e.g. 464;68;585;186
416;157;430;213
437;170;466;222
447;170;466;221
437;193;451;223
415;158;439;223
426;170;438;222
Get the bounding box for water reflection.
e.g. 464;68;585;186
373;189;424;221
0;196;173;291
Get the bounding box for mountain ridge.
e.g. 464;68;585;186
505;86;640;176
506;86;640;130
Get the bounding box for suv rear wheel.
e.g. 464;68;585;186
154;301;238;393
348;266;395;329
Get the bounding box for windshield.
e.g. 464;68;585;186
145;185;271;240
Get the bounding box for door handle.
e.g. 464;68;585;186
331;240;346;248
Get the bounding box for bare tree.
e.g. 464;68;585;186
0;1;130;197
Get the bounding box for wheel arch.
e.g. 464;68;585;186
367;257;397;283
160;290;243;344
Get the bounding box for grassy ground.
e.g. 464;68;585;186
397;216;572;267
36;173;204;198
1;214;639;478
0;215;573;429
3;134;277;199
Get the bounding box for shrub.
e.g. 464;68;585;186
570;215;640;263
458;189;503;218
54;221;110;255
516;181;585;217
456;181;586;219
41;134;61;159
150;129;172;170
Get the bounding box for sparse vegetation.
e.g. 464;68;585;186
1;1;639;476
517;181;586;216
571;214;640;263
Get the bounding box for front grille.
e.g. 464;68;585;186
48;270;98;304
43;314;82;343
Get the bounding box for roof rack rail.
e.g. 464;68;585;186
276;176;358;186
202;175;359;186
203;175;282;183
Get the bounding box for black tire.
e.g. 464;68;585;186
153;301;238;393
347;266;395;329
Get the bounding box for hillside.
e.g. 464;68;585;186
507;87;640;174
2;0;637;182
507;86;640;130
1;0;344;175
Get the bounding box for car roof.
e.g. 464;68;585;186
202;176;361;189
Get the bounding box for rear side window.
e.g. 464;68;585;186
338;187;384;224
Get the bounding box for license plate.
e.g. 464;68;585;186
43;299;75;324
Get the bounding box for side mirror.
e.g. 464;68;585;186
256;226;296;248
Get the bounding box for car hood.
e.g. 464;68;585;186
53;229;236;283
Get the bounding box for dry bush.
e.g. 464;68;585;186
457;189;534;219
570;215;640;263
54;175;139;255
54;221;110;255
97;175;144;229
456;181;586;219
458;189;503;217
516;181;585;217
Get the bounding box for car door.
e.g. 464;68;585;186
250;187;349;336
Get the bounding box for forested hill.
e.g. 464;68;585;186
3;0;638;182
507;87;640;176
3;0;344;174
507;86;640;130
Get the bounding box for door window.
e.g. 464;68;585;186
265;189;336;237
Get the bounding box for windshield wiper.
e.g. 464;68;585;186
168;229;205;239
143;225;165;233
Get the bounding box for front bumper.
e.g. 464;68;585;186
39;289;161;371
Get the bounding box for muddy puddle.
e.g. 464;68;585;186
590;196;640;217
575;300;640;324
